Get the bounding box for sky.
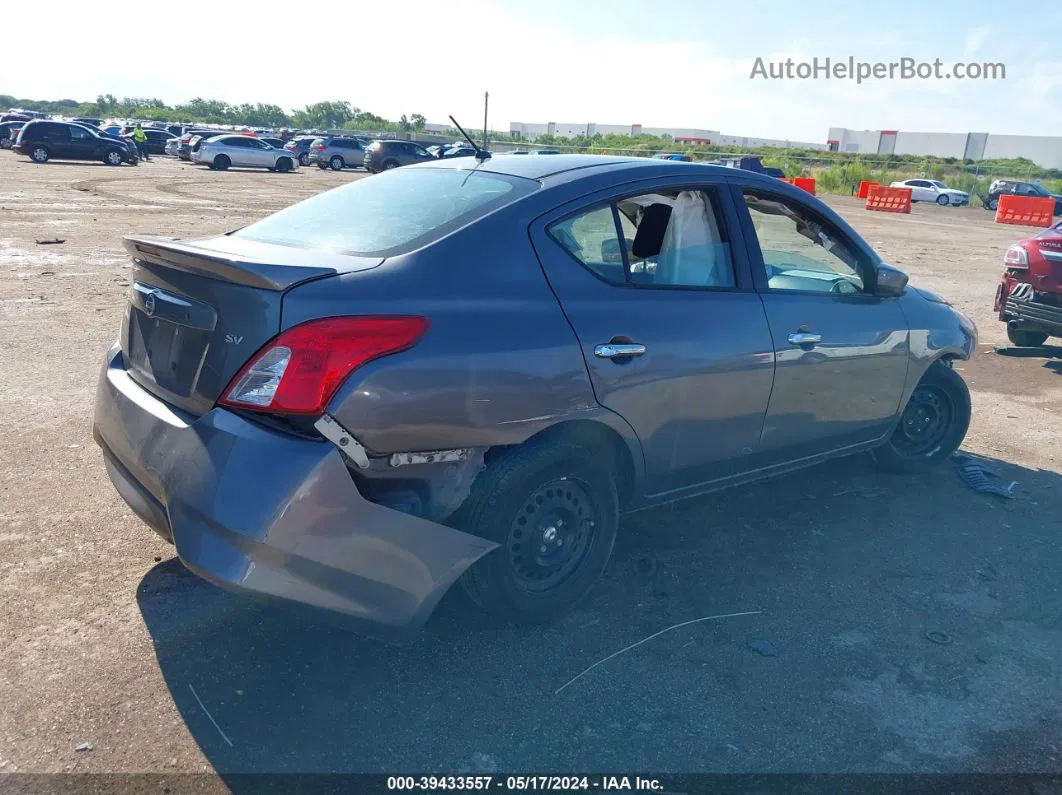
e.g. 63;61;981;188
6;0;1062;143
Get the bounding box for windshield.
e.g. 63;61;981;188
232;167;539;256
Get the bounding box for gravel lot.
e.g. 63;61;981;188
1;154;1061;785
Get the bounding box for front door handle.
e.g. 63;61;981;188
594;343;647;359
787;331;822;346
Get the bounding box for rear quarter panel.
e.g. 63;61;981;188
281;205;642;462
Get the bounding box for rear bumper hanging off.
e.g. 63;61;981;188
93;345;497;636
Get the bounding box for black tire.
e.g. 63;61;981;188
872;361;971;474
213;154;230;171
317;163;328;170
936;194;949;206
298;152;310;166
455;440;619;624
986;197;998;211
30;145;49;163
1007;326;1048;347
103;149;124;166
329;155;344;171
275;157;293;173
383;159;399;170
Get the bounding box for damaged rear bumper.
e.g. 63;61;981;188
92;345;497;636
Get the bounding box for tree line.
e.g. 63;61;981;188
0;94;429;133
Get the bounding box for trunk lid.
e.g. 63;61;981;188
119;234;383;415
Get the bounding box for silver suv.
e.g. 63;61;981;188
308;137;368;170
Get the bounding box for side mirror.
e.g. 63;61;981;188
874;262;908;297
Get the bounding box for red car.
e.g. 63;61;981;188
995;221;1062;346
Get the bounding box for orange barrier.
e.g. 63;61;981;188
857;180;879;199
793;177;816;195
995;194;1054;228
865;185;912;214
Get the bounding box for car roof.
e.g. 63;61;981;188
415;153;736;182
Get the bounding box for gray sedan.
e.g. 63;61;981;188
93;155;976;636
192;134;298;171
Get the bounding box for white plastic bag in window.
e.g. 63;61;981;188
657;191;731;287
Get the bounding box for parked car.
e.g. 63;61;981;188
362;139;435;172
71;117;103;128
13;120;135;165
178;129;226;161
192;134;298;171
994;221;1062;347
121;127;178;156
0;121;24;149
430;144;477;159
164;137;180;157
283;136;319;166
652;153;693;162
983;180;1062;214
100;125;122;137
93;154;976;635
260;137;287;150
308;136;368;170
889;179;969;206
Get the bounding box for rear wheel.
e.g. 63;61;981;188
213;154;230;171
1007;325;1048;347
383;159;399;170
936;194;949;206
986;197;998;211
872;361;971;474
30;146;49;163
298;152;310;166
104;149;124;166
455;440;618;624
329;155;344;170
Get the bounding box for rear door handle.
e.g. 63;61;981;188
787;332;822;346
594;343;647;359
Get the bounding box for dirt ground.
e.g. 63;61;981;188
2;154;1061;787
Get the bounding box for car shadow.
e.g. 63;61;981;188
995;344;1062;374
137;452;1062;778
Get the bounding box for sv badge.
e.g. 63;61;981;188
225;334;244;345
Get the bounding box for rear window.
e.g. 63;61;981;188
231;168;538;257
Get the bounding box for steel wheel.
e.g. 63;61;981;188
105;150;123;166
892;385;953;458
506;477;597;594
31;146;49;163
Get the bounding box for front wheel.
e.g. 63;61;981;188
985;197;998;211
275;157;293;173
872;361;971;474
455;440;619;624
1007;326;1048;347
104;149;124;166
937;194;949;206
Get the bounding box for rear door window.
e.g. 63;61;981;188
232;168;538;256
548;187;736;289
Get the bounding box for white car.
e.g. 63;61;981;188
889;178;969;206
192;134;298;172
164;137;180;157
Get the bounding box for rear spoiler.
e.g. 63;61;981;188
123;235;338;291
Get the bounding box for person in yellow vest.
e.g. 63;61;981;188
131;123;150;161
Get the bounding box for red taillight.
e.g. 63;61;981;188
219;316;429;416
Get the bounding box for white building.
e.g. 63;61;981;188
827;127;1062;169
509;121;825;150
